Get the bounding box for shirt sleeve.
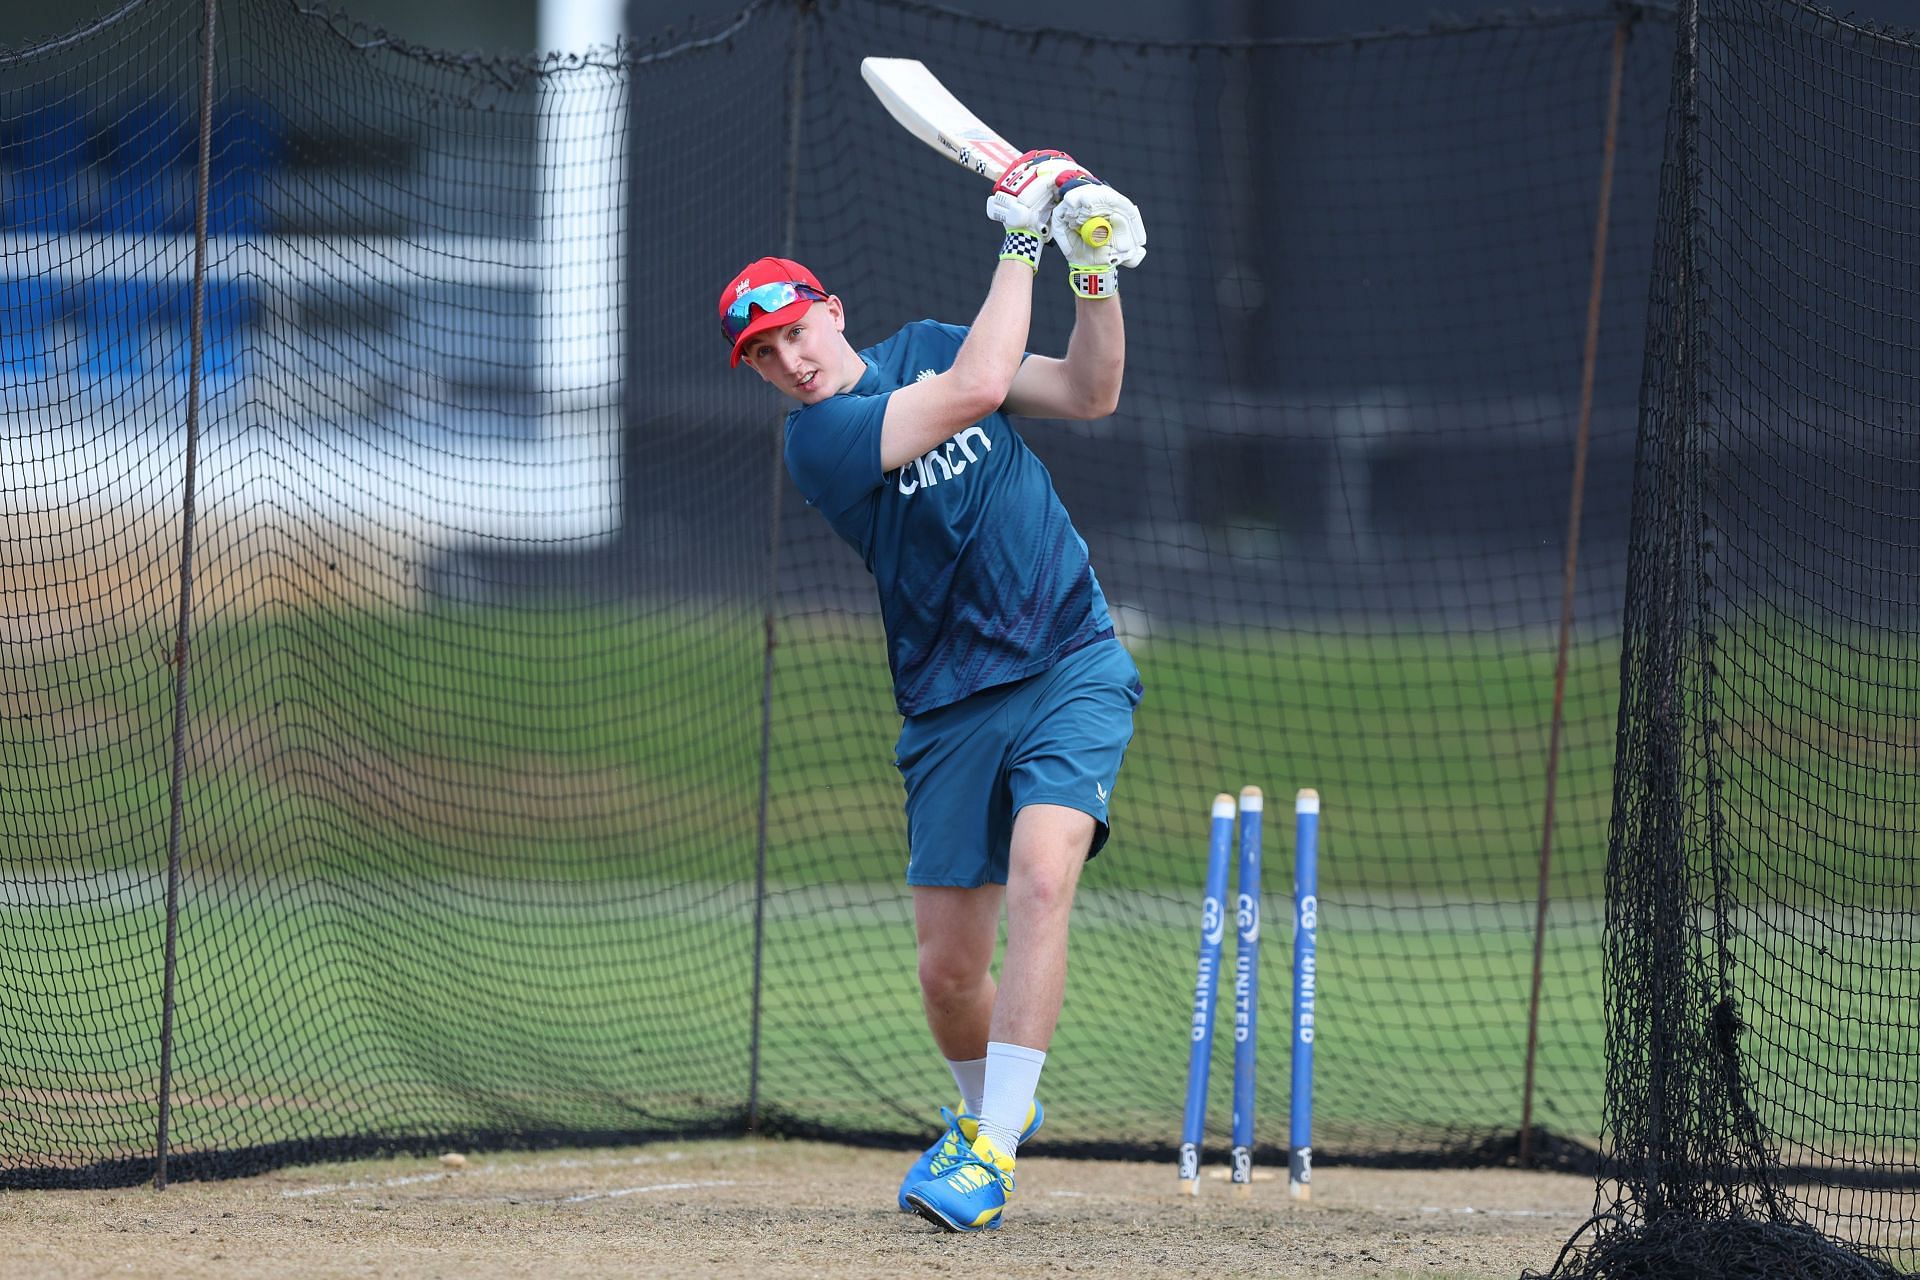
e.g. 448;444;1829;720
783;393;888;517
921;319;969;348
918;319;1027;369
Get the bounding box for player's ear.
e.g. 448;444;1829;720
826;295;846;331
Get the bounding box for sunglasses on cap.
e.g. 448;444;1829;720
722;280;828;346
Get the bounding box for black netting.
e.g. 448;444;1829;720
6;0;768;1185
751;0;1676;1169
5;4;1907;1258
4;0;1656;1188
1537;1;1920;1276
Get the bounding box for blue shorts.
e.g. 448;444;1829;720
894;637;1144;888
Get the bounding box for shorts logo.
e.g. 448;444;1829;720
1094;781;1109;803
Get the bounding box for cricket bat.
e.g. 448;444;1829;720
859;56;1112;249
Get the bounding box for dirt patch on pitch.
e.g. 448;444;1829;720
0;1139;1597;1279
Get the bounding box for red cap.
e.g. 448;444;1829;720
719;256;827;367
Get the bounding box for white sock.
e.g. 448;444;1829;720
946;1056;987;1117
977;1040;1046;1159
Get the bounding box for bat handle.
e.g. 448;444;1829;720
1079;216;1113;249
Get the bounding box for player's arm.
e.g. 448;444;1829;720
879;259;1034;472
1003;181;1146;422
877;149;1074;472
1003;295;1125;421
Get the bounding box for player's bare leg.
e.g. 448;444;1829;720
992;802;1094;1052
913;884;1004;1061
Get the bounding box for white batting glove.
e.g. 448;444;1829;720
1053;184;1147;269
986;148;1079;238
1050;183;1145;299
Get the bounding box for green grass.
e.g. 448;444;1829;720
0;882;1608;1158
33;598;1897;899
9;877;1905;1169
7;599;1635;897
6;597;1915;1183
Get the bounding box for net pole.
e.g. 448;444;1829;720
1518;14;1630;1169
538;0;623;412
154;0;221;1192
746;0;810;1136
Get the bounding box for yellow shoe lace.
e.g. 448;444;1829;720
943;1151;1014;1195
970;1135;1016;1177
927;1108;971;1178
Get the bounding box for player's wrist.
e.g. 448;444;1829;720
1067;263;1115;299
1000;229;1042;273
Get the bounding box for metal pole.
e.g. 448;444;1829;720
155;0;222;1191
745;0;810;1136
1519;15;1629;1168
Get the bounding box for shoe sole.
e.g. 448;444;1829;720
904;1191;998;1233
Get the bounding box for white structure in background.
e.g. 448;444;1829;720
7;1;634;564
539;0;625;403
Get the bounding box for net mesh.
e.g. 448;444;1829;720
3;5;1907;1260
6;0;768;1182
748;0;1675;1167
0;0;1657;1185
1537;1;1920;1274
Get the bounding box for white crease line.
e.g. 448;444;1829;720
1415;1206;1582;1218
473;1149;716;1177
283;1172;448;1198
279;1146;761;1197
560;1179;736;1203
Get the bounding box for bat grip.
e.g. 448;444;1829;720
1052;172;1113;251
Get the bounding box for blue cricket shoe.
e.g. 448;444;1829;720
904;1136;1017;1232
896;1100;1043;1212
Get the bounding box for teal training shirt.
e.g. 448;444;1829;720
783;319;1113;717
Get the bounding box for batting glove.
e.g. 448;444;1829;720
988;148;1089;271
1052;184;1146;297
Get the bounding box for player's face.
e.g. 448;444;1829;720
741;298;852;404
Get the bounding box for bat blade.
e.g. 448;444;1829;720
860;57;1022;183
861;56;1113;252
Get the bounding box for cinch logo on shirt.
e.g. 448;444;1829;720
895;424;992;497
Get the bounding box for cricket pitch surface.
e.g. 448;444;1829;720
2;1139;1597;1279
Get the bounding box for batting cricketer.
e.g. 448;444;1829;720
718;152;1146;1232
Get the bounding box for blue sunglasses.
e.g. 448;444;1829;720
723;280;827;345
